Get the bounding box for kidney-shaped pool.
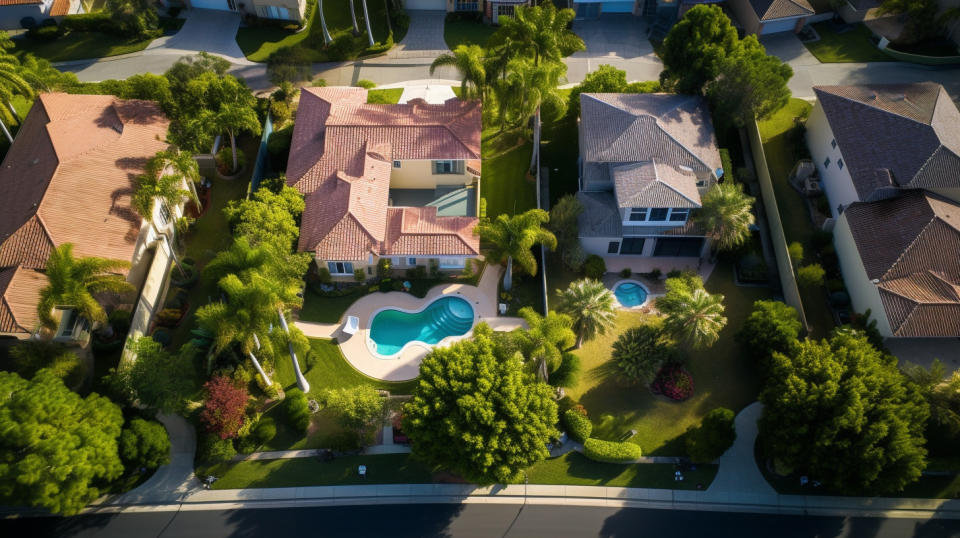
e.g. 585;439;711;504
368;296;475;357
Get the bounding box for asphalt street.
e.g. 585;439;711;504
4;504;960;537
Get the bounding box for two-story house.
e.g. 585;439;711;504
286;87;482;280
0;93;181;342
575;93;723;264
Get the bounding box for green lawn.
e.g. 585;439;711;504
256;402;344;451
758;99;836;339
299;286;362;323
236;0;402;62
275;338;417;397
527;452;718;489
206;453;432;488
443;18;496;50
565;262;769;456
481;129;537;218
366;88;403;104
13;32;156;62
803;22;892;63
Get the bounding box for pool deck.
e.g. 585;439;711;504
295;265;527;382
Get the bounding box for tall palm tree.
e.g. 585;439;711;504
493;57;567;130
657;277;726;350
37;244;134;331
430;45;487;100
0;46;33;144
695;182;756;253
132;151;199;223
360;0;375;47
348;0;360;34
475;209;557;291
153;149;203;212
318;0;333;44
490;1;584;67
555;279;617;348
517;306;575;380
216;103;262;174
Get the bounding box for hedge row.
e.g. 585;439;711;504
583;438;642;463
562;409;592;443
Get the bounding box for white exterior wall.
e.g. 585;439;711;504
580;236;620;257
806;101;860;218
127;176;188;290
389;160;474;190
833;213;894;337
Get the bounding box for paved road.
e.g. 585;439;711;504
5;504;960;537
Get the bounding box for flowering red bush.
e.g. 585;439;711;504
651;364;694;401
200;376;249;439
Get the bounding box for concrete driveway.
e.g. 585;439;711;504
567;15;662;84
388;10;448;59
148;8;249;63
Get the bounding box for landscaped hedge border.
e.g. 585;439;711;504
583;438;642;463
880;45;960;65
563;409;592;443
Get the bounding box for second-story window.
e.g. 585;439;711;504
159;204;171;225
629;208;647;221
669;208;689;222
649;208;669;222
627;207;688;223
433;160;464;174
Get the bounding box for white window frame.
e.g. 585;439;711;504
408;257;417;266
624;207;689;226
328;261;354;275
438;257;465;269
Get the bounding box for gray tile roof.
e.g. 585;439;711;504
577;191;622;238
814;83;960;201
749;0;814;20
843;190;960;337
611;162;701;209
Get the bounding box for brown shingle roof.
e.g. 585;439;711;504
844;190;960;337
289;87;482;261
0;93;170;271
0;265;46;335
749;0;814;20
814;83;960;201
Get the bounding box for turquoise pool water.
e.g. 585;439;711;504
614;282;648;308
369;296;475;357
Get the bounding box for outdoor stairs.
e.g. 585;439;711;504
428;301;473;335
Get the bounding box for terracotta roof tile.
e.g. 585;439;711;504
0;93;170;271
0;0;41;5
49;0;71;17
0;265;46;335
383;207;479;256
289;87;481;261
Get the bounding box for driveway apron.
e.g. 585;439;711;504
387;10;449;59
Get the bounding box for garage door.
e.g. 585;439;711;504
601;0;634;13
760;18;797;34
190;0;232;10
405;0;445;9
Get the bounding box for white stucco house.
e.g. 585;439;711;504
575;93;723;264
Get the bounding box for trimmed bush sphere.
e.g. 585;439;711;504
686;407;736;463
583;255;606;280
651;364;694;401
284;389;311;432
583;438;642;463
563;408;592;443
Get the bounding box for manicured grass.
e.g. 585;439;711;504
443;18;496;50
274;338;418;398
206;453;432;489
541;113;579;206
803;22;892;63
299;286;362;323
481;129;537;218
236;21;308;63
758;99;836;339
257;402;344;451
13;32;156;62
366;88;403;104
564;262;769;456
526;452;718;489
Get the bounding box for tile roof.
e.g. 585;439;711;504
814;83;960;201
289;87;482;261
749;0;814;20
0;265;46;335
611;161;702;209
49;0;70;15
383;207;479;256
0;0;41;5
576;191;705;238
844;190;960;337
0;93;170;271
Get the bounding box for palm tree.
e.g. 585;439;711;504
494;57;567;129
203;237;270;284
556;279;617;348
360;0;375;47
348;0;360;34
132;152;197;223
318;0;333;44
216;103;262;174
37;244;135;331
475;209;557;291
490;1;584;67
517;306;575;380
657;277;726;350
695;182;756;253
0;46;33;144
430;45;487;100
153;149;203;212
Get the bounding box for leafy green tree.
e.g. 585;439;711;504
9;340;83;389
556;279;617;348
696;182;756;253
105;0;158;38
430;45;487;99
224;186;306;249
113;338;197;413
403;323;558;485
489;1;584;66
903;360;960;456
216;103;262;173
515;307;576;377
879;0;960;42
686;407;736;463
566;64;662;119
491;57;568;129
659;5;741;94
132;151;196;222
119;418;170;470
612;320;679;386
707;36;793;129
321;386;383;444
759;331;929;494
476;209;557;291
0;370;124;515
656;274;726;350
736;300;802;364
38;244;135;330
547;194;583;259
797;263;825;288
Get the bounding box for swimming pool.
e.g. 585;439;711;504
368;296;475;357
614;281;649;308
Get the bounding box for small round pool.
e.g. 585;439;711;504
614;281;649;308
368;296;475;357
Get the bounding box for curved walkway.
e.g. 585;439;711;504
106;414;199;505
702;402;777;504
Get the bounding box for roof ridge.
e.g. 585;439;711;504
648;115;713;175
879;209;940;281
821;88;934;127
652;160;701;206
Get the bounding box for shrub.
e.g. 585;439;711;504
563;409;592;443
788;241;804;267
267;46;314;84
583;255;606;280
329;429;363;451
719;148;735;182
269;100;291;125
651;364;694;401
377;258;391;279
108;308;132;335
200;376;249;439
253;417;277;446
583;438;642;463
60;13;119;35
406;265;427;280
154;308;183;327
267;124;293;171
649;268;662;280
562;243;586;271
797;263;825;288
119;418;171;470
198;433;236;464
613;322;679;386
354;268;366;282
686;407;736;463
550;352;581;388
316;266;332;284
28;24;60;41
355;79;376;89
285;388;311;432
20;17;37;30
216;147;246;175
619;268;631;278
736;300;801;366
